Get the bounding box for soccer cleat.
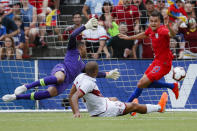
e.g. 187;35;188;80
131;98;139;116
158;92;168;113
14;85;27;95
2;94;16;102
172;83;179;99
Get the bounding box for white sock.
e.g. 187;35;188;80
146;104;161;113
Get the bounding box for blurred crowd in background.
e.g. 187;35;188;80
0;0;197;60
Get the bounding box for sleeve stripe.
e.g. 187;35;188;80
79;89;85;95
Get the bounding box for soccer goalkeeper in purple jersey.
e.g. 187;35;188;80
2;18;120;102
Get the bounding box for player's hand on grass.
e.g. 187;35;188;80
106;68;120;80
85;18;98;30
118;34;130;40
73;112;81;118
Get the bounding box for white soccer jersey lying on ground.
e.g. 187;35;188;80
73;73;126;117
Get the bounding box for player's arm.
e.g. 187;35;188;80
67;18;98;50
118;32;148;40
69;86;85;118
164;15;178;37
82;68;120;80
69;84;77;114
166;23;177;37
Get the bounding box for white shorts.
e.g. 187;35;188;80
98;100;126;117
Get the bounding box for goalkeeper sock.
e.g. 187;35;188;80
146;104;161;113
127;88;143;102
26;76;58;89
147;81;174;89
16;90;51;100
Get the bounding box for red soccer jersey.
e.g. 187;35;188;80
112;5;139;36
145;26;173;64
179;28;197;53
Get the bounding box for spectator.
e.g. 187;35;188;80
170;37;179;58
99;1;119;37
155;0;166;12
21;0;38;46
13;16;25;58
10;1;21;19
63;11;83;41
191;0;197;20
131;0;146;16
82;24;110;59
82;0;113;19
0;36;22;59
0;4;19;39
140;0;163;30
112;0;140;36
0;17;6;46
178;18;197;59
29;0;49;47
133;38;154;59
131;0;147;32
185;2;196;19
107;23;135;58
0;0;12;18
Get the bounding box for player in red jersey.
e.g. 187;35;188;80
119;10;179;107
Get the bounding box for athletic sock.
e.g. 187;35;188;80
147;81;174;89
16;90;51;100
25;76;58;89
127;88;143;102
146;104;161;113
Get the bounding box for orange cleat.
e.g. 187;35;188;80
131;98;139;116
172;83;179;99
158;92;168;113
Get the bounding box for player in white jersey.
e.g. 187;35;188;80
69;61;168;117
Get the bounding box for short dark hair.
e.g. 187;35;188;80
85;61;98;76
72;11;81;17
150;10;161;19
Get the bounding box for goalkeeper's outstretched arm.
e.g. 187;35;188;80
67;18;98;50
67;26;86;50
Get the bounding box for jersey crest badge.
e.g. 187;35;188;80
129;10;132;15
155;33;158;39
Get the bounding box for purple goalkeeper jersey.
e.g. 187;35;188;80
63;49;85;83
50;26;106;94
50;49;85;94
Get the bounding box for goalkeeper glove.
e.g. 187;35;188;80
85;18;98;30
106;68;120;80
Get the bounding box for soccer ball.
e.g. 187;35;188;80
172;67;186;81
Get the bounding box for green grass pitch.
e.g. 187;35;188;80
0;112;197;131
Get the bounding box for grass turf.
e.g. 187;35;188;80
0;112;197;131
